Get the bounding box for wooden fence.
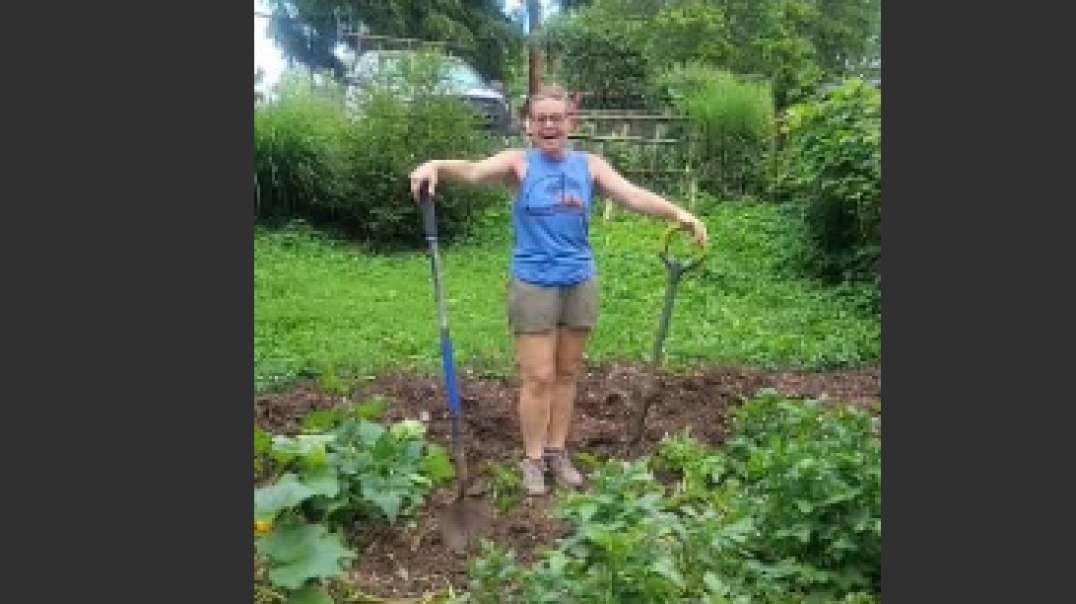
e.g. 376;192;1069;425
567;110;698;216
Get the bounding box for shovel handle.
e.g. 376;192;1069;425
419;188;438;240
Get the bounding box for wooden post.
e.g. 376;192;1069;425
527;0;542;95
599;138;614;220
688;165;698;211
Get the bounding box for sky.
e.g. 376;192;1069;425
253;1;285;96
254;0;558;96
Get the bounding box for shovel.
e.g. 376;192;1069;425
629;225;709;447
418;188;492;553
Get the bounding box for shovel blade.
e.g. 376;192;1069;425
439;497;493;554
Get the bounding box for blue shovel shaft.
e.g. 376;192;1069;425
440;328;462;417
420;191;464;415
420;192;469;495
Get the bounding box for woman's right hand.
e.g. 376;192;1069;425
409;161;439;202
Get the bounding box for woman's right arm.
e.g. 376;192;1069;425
410;149;523;201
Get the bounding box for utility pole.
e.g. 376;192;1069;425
527;0;542;95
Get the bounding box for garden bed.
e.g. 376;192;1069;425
255;361;880;600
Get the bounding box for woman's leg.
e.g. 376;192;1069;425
514;332;558;461
544;276;599;487
546;327;591;450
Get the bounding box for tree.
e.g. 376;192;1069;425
540;0;879;108
808;0;880;75
265;0;524;82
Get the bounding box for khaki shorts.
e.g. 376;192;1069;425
507;277;600;334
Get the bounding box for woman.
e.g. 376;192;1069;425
409;84;708;495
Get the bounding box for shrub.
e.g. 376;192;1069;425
341;54;502;247
723;392;882;594
254;56;504;249
777;78;881;282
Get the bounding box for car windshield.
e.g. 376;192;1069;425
350;53;486;92
351;54;399;80
442;63;484;91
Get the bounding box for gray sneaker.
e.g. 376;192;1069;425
519;458;548;496
545;449;584;488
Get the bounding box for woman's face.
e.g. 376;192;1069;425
527;97;575;158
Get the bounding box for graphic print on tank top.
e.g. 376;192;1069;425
522;172;587;216
510;150;595;286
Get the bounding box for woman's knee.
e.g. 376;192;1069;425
522;367;557;392
555;364;582;384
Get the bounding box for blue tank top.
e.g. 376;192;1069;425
511;148;596;286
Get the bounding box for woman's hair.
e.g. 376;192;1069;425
521;84;581;118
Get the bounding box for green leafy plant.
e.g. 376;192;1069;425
457;540;524;604
462;394;881;602
519;460;685;603
324;418;449;524
723;392;882;593
654;428;728;507
254;413;454;602
255;522;355;601
315;361;349;397
572;451;604;473
541;5;659;106
645;1;733;69
485;462;523;513
300;396;391;433
255;424;273;480
540;0;874;111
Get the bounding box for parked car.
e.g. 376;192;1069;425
344;49;514;135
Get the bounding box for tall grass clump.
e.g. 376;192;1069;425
254;69;350;223
660;65;776;199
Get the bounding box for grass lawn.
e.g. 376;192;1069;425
255;200;880;392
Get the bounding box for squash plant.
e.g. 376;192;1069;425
254;411;454;603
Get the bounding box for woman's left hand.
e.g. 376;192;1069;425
674;210;709;248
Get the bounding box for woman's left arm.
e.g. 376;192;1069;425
588;153;709;247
